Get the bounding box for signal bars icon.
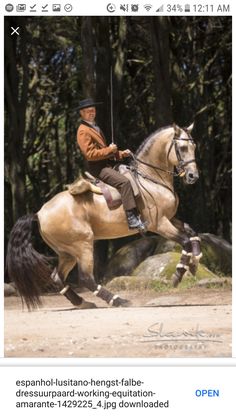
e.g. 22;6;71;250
156;5;164;12
144;4;152;11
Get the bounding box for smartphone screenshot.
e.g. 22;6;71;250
1;0;234;417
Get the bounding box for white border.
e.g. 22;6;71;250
0;358;236;366
1;0;234;364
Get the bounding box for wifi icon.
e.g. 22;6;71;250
144;4;152;11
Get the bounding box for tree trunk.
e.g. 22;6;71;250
150;17;172;126
5;17;28;220
54;121;63;188
94;17;111;138
113;17;127;138
81;17;96;98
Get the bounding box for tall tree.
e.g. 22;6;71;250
81;17;95;97
151;17;172;126
4;15;231;246
5;17;28;220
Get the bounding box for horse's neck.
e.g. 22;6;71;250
136;128;174;185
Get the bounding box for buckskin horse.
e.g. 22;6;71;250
6;123;202;310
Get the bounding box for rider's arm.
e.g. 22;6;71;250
77;128;115;161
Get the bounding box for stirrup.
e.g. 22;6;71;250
137;219;148;233
128;218;148;232
126;209;147;231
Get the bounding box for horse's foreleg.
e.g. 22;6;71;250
56;253;95;309
77;241;131;307
156;217;192;287
171;218;202;275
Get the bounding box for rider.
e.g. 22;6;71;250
77;98;145;230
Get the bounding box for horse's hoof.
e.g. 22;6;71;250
77;299;97;309
189;263;197;276
112;297;132;307
172;273;181;288
120;298;132;307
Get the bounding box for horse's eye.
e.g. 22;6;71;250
180;145;188;153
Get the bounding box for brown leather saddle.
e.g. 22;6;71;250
84;165;140;209
67;165;140;209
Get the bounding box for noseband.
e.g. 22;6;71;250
167;131;196;176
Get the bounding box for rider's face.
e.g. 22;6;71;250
80;107;96;123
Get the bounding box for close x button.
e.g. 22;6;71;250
11;27;20;36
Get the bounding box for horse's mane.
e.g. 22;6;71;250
135;125;173;157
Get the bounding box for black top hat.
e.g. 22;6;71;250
78;98;103;110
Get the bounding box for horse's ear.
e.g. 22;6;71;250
173;123;181;137
186;122;194;133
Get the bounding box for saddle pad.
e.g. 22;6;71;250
67;174;122;209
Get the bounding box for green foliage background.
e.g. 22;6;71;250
5;16;232;249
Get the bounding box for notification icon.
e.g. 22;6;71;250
107;3;116;12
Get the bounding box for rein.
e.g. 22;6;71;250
133;156;177;176
132;167;175;194
132;132;196;175
129;131;196;194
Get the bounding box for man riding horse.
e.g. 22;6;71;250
6;112;201;310
77;98;146;231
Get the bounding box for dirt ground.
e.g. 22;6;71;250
4;288;231;358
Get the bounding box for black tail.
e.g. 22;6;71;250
6;214;54;310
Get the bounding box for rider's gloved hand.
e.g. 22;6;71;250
122;149;132;158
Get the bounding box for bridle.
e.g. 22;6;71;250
132;129;196;178
129;129;196;194
167;131;196;177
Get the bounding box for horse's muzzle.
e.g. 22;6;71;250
185;170;199;184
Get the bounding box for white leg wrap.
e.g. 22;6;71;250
182;250;192;256
60;285;70;295
109;295;119;306
177;263;189;270
190;236;201;242
192;253;203;261
93;284;102;296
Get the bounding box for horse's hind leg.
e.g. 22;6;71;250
74;240;131;307
55;252;96;309
171;218;202;276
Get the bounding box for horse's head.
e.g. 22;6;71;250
168;123;199;184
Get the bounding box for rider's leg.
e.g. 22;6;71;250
98;167;146;230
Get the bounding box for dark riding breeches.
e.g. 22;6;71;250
97;167;137;211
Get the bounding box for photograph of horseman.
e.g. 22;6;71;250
4;16;232;358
